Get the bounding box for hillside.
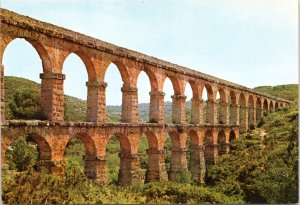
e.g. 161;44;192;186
254;84;298;102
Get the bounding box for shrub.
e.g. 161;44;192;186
5;137;38;171
9;89;45;120
257;117;265;128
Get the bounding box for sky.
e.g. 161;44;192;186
1;0;298;105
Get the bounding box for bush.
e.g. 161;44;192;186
249;123;255;130
5;137;38;171
9;89;46;120
257;117;265;128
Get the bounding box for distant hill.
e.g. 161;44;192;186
254;84;298;102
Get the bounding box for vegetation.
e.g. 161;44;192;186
206;105;298;203
254;84;298;102
2;76;298;204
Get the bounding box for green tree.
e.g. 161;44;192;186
9;89;45;120
6;137;38;171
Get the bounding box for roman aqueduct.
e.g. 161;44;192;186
0;9;293;185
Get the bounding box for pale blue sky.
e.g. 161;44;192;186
1;0;298;105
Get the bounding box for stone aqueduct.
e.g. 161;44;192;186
0;9;293;185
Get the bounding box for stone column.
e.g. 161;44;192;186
219;102;228;124
205;144;218;165
230;104;239;125
239;105;248;133
37;159;65;175
149;91;165;123
40;72;65;121
171;94;187;124
86;81;107;123
0;64;4;122
118;153;144;186
189;145;206;184
190;98;203;124
84;155;107;183
121;86;138;124
206;100;217;125
145;148;168;183
169;148;188;181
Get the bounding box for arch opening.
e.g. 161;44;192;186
275;102;279;110
256;97;262;122
137;71;151;123
185;82;193;124
217;130;227;155
248;95;255;129
62;53;88;121
138;133;149;170
106;135;121;184
216;88;227;124
163;77;174;124
4;134;51;172
263;99;268;116
105;63;123;122
239;93;247;133
202;84;214;124
269;101;274;112
3;38;45;120
229;91;237;125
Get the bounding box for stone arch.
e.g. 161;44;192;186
215;87;226;102
202;83;214;101
71;133;97;156
2;133;52;171
187;129;202;148
139;67;159;91
188;80;201;99
248;95;255;127
104;61;131;86
27;133;52;160
168;131;184;148
62;51;96;81
144;131;160;149
112;133;132;154
164;75;182;95
204;129;214;145
1;36;51;72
